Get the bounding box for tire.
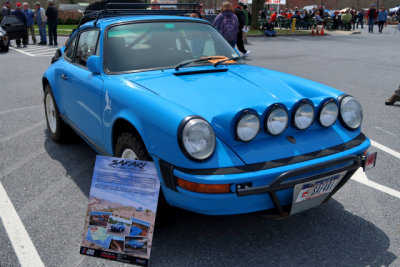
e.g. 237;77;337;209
44;84;69;142
114;132;171;223
114;132;152;161
0;41;8;52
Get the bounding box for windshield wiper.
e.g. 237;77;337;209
174;56;226;71
213;56;241;67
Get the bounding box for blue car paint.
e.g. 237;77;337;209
43;15;371;215
126;239;145;249
130;226;143;236
111;223;125;232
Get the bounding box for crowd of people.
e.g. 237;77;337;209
1;0;58;47
261;4;398;33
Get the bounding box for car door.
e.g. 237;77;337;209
1;15;25;39
59;29;104;147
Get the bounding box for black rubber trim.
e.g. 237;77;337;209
174;133;367;175
237;155;362;218
236;155;361;196
173;68;228;76
159;159;177;191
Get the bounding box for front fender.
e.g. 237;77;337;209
102;78;244;169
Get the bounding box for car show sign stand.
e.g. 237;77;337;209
80;155;160;266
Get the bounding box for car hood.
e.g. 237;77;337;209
124;64;346;164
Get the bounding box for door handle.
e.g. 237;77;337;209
61;74;68;80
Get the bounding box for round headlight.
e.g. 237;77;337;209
339;96;363;130
236;112;260;142
265;105;288;135
293;101;314;130
180;117;216;161
318;100;338;127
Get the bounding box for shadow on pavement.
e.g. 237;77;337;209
151;197;396;266
44;129;96;197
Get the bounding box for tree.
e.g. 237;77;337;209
251;0;264;29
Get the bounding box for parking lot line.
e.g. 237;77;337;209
352;169;400;199
371;140;400;160
0;121;45;144
33;51;57;56
20;47;54;52
0;105;42;116
0;181;45;267
9;47;35;56
9;46;57;57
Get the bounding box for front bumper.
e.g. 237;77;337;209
156;135;371;216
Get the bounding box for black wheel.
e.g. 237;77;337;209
114;132;171;223
44;84;70;142
114;132;151;161
0;40;9;52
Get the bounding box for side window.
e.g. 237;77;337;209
75;30;100;67
64;36;77;61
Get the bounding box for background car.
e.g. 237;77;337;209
126;239;144;249
0;15;26;52
110;222;125;232
43;3;376;218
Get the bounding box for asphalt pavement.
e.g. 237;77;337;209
0;25;399;267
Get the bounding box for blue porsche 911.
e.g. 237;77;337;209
43;4;376;218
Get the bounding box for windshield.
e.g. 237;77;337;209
105;21;240;73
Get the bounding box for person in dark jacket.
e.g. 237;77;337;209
2;1;11;17
356;9;364;29
12;3;28;47
367;4;377;33
46;0;58;45
213;1;239;48
234;5;250;57
263;21;276;37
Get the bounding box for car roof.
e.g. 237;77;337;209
79;15;205;31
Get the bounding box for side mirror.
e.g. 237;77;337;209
51;48;62;64
87;55;101;74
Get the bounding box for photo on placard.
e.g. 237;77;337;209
109;235;125;252
129;218;150;237
106;216;132;237
85;226;113;249
124;236;148;255
89;211;112;227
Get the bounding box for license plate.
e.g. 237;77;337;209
290;171;346;215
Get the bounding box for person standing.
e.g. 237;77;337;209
240;3;249;45
377;7;387;33
2;1;11;17
234;5;250;56
23;2;36;44
35;2;47;45
213;1;238;48
367;4;377;33
12;3;28;47
270;11;277;26
356;9;364;29
46;0;58;45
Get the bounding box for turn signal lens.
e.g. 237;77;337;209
176;178;230;194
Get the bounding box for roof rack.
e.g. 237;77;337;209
79;2;200;27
